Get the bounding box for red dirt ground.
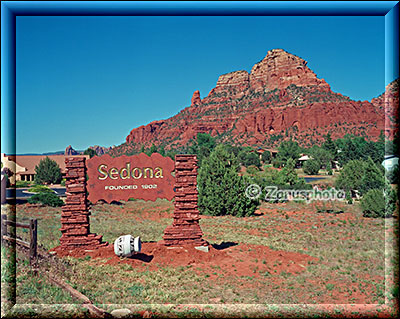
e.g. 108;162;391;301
51;242;318;280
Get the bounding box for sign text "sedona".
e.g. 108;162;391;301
98;163;164;180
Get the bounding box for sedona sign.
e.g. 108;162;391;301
86;153;175;203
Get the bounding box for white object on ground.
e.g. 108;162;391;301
114;235;141;257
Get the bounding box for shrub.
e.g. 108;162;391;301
242;152;261;168
198;144;259;217
261;151;271;164
83;148;97;158
28;185;54;193
361;189;384;218
303;159;320;175
28;192;64;207
335;160;366;196
34;157;62;184
386;164;399;184
281;159;299;186
276;140;300;164
327;162;333;175
272;158;283;168
16;180;32;188
246;165;259;176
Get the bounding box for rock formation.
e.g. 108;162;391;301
109;49;396;156
371;78;399;138
89;145;111;156
191;90;202;106
65;145;80;156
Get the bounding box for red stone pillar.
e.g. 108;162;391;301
162;155;207;246
59;157;107;250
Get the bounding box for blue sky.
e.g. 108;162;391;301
12;15;389;154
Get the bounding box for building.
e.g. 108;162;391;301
1;153;27;185
382;155;399;171
297;154;312;168
1;154;89;184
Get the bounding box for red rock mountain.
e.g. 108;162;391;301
65;145;80;156
109;49;396;156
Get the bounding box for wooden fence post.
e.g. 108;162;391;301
1;214;7;245
29;219;37;267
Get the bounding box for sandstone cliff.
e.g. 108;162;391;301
65;145;80;156
110;49;396;156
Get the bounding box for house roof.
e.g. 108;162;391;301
298;155;312;161
6;154;89;174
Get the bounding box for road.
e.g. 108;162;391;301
6;187;66;199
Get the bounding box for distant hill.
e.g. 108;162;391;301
12;151;65;156
109;48;397;157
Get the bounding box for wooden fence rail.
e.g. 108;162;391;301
1;214;38;267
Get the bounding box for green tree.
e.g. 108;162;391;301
224;144;242;157
276;140;300;167
261;151;272;164
165;150;177;161
335;158;385;198
280;158;298;186
34;157;62;185
149;144;157;155
360;187;395;218
326;161;333;175
198;144;259;217
246;165;259;176
335;160;365;196
359;157;385;195
237;149;249;165
83;148;97;158
309;146;332;169
28;192;64;207
190;133;216;165
140;145;145;153
303;159;320;175
159;145;166;156
322;132;337;157
242;152;261;168
386;164;399;184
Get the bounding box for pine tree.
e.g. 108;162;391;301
34;157;62;185
359;157;385;195
322;132;337;158
198;145;259;217
280;158;298;186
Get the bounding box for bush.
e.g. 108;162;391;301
303;159;320;175
16;180;32;188
34;157;62;184
261;151;271;164
198;144;259;217
360;187;396;218
242;152;261;168
28;185;54;193
327;162;333;175
28;192;64;207
386;164;399;184
246;165;259;176
335;159;366;197
276;140;300;164
359;157;385;195
83;148;97;158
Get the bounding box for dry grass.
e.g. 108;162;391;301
2;198;397;316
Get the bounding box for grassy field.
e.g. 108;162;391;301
1;198;398;317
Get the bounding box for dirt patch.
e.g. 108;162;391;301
50;242;318;281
